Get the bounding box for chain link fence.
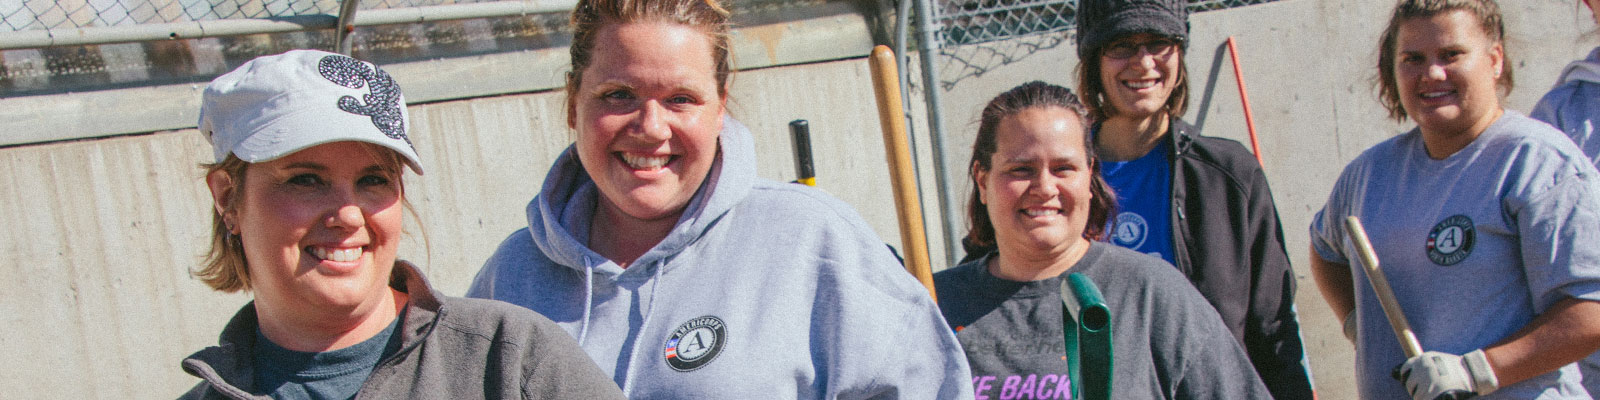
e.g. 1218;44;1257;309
1;0;1278;95
2;0;478;33
0;0;832;95
934;0;1280;88
0;0;824;33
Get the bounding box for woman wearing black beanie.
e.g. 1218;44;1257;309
1074;0;1314;398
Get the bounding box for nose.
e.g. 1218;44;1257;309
1029;172;1060;197
1424;62;1448;81
632;100;671;141
325;191;367;231
1134;50;1158;69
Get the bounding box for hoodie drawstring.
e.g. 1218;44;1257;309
619;258;668;395
579;256;595;346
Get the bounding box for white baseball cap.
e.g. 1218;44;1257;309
199;49;424;174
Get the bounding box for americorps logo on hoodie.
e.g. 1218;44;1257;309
664;316;727;371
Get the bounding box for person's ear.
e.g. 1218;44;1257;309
972;162;989;205
1490;41;1504;81
566;72;579;130
206;169;238;233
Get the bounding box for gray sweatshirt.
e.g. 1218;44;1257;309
467;117;974;399
179;261;624;399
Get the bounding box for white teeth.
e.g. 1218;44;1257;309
622;154;670;170
1024;209;1059;217
1125;80;1157;89
1422;91;1453;99
312;247;362;262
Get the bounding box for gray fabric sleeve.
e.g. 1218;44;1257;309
1509;170;1600;312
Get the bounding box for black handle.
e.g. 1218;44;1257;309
789;120;816;185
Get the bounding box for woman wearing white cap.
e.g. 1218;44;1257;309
179;49;622;399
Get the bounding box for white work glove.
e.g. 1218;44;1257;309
1343;310;1357;344
1395;349;1498;400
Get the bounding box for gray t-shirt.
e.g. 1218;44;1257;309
935;243;1270;399
1311;111;1600;399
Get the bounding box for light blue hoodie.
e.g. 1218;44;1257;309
1531;45;1600;396
467;117;974;399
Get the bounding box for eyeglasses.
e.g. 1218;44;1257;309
1102;38;1181;60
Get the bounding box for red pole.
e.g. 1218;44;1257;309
1226;36;1264;167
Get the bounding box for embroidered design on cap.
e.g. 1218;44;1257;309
1426;214;1474;266
317;55;411;146
664;315;727;372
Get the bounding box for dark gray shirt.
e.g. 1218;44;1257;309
935;243;1270;400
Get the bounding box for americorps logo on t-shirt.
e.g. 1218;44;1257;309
1426;215;1475;266
1111;212;1149;250
664;315;726;371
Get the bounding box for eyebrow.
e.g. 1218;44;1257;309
279;162;391;174
281;162;327;171
593;79;708;95
1002;156;1078;164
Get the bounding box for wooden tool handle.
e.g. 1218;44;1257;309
868;45;936;302
1345;216;1424;357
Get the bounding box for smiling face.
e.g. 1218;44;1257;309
975;106;1094;256
570;21;725;224
1098;33;1183;121
217;141;404;317
1392;10;1504;138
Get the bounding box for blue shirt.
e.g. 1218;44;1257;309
1100;140;1175;264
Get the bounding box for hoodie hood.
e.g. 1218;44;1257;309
1556;47;1600;87
526;115;758;277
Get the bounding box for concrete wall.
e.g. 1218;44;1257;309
0;0;1594;397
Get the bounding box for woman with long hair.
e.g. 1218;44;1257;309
1070;1;1313;396
936;81;1269;399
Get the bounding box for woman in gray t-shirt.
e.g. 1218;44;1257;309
936;81;1269;400
1310;1;1600;399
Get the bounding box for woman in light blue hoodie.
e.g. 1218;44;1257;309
1533;0;1600;165
465;0;973;398
1530;0;1600;394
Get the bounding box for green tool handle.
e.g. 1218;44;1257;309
1061;272;1112;400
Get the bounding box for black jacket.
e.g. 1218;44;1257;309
1163;118;1311;400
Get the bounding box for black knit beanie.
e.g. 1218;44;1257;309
1075;0;1190;60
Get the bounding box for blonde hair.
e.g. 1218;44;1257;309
196;156;251;292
